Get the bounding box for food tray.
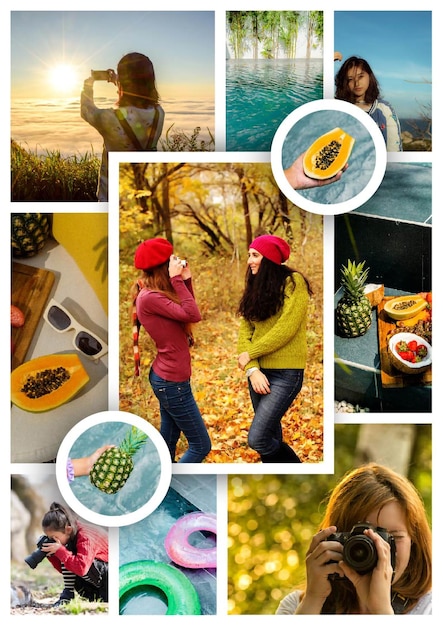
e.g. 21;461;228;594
377;296;432;388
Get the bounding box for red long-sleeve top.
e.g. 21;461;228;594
47;522;108;577
136;276;201;382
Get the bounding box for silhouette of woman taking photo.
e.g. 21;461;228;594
81;52;164;201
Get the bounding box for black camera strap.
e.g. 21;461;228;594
391;591;410;614
114;107;160;151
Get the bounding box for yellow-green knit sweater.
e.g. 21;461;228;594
237;273;309;370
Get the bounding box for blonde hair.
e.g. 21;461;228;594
320;463;432;612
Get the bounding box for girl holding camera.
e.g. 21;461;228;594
81;52;164;201
237;234;311;463
39;502;108;607
276;463;432;614
132;237;211;463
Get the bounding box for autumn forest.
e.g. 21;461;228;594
118;161;324;464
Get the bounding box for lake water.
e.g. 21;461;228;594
226;58;323;152
11;96;215;157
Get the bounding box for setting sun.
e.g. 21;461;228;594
48;64;78;93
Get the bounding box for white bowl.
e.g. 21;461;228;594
388;332;432;374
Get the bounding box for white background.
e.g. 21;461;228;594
4;1;440;624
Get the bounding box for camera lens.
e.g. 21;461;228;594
343;535;377;574
24;548;47;569
24;535;54;569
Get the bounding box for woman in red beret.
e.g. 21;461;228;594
237;234;312;463
132;237;211;463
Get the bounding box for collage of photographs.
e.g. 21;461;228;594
6;2;437;623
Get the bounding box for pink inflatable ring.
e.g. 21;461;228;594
165;512;217;569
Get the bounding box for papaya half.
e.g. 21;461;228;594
11;353;89;412
384;294;428;321
303;127;355;180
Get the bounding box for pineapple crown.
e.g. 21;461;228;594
340;259;370;299
119;425;149;456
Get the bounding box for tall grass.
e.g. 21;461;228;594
159;125;215;151
11;127;215;202
11;140;100;202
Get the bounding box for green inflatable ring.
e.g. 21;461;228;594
119;560;201;615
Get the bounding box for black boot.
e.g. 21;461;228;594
260;441;302;463
280;441;302;462
259;448;283;463
52;588;74;607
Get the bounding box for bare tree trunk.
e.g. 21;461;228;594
161;164;173;242
235;167;253;247
11;475;47;554
354;424;416;475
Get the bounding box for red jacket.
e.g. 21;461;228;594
48;522;108;577
136;276;201;382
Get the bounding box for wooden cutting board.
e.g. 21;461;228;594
377;297;432;388
11;262;55;370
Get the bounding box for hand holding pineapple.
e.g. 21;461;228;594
89;426;148;494
70;445;116;478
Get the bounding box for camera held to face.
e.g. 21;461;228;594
174;256;187;268
24;535;57;569
326;522;396;576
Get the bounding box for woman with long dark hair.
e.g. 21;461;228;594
81;52;164;201
237;234;311;463
335;55;402;152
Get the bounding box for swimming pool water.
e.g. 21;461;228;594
282;109;375;205
119;476;217;615
226;58;323;152
69;421;161;517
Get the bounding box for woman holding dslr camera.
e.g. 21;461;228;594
276;463;432;614
81;52;164;201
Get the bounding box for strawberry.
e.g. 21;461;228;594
11;305;25;328
416;344;428;358
398;350;414;362
396;341;408;353
395;337;429;366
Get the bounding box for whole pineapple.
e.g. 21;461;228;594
336;260;372;338
11;213;51;257
89;426;148;494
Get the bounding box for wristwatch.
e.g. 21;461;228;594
245;367;259;377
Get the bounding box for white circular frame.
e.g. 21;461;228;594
271;99;387;216
56;410;172;527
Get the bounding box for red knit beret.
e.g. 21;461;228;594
134;237;173;270
249;235;290;265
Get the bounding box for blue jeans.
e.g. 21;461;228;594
248;368;304;456
149;368;211;463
